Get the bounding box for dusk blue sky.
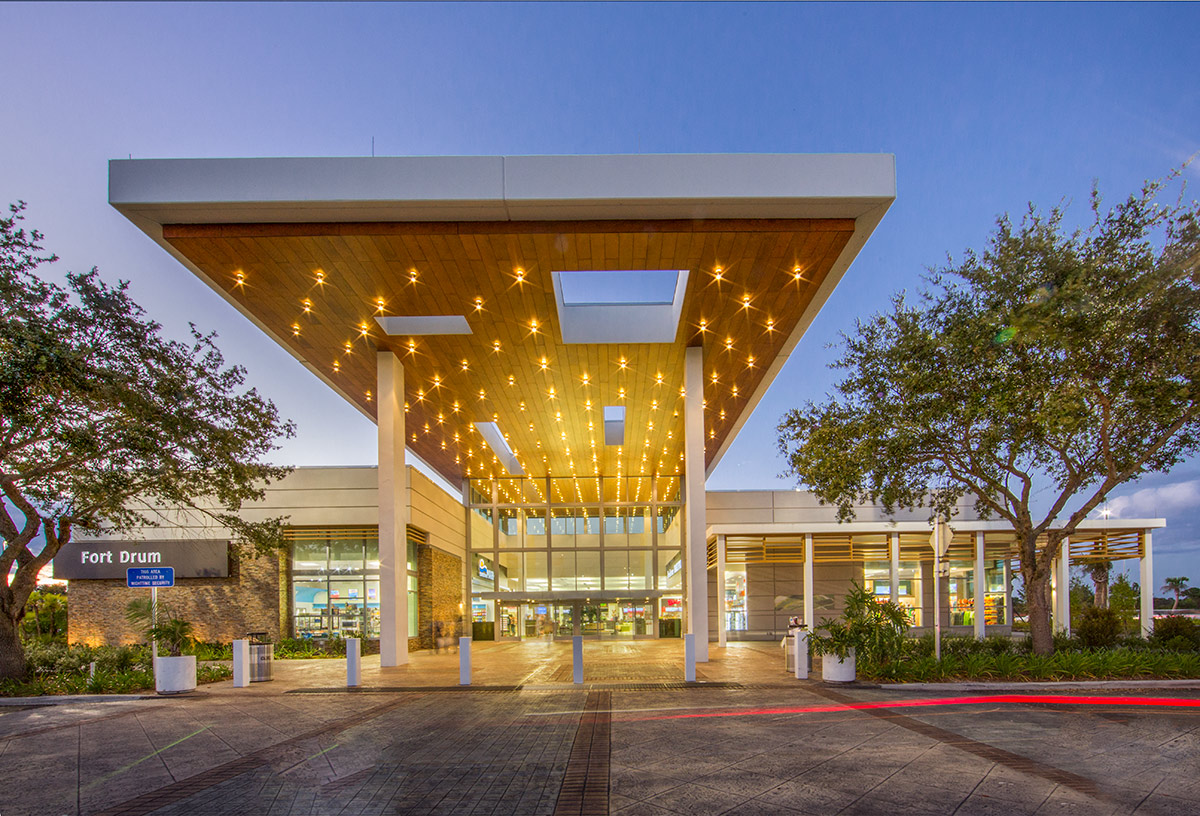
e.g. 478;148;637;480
2;2;1198;582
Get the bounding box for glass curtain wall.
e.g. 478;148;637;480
467;475;684;638
289;528;418;639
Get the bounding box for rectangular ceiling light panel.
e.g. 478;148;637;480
473;421;524;476
375;315;473;335
551;269;689;344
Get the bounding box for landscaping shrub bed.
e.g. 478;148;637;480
862;648;1200;683
191;637;381;661
0;643;232;697
858;629;1200;683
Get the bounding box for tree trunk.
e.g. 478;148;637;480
1025;568;1055;655
1095;577;1109;610
0;607;28;680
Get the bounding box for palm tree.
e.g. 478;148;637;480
1086;560;1113;609
1162;577;1190;611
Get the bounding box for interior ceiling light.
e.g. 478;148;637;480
376;315;472;336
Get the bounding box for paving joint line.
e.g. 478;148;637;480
91;693;421;816
808;684;1112;805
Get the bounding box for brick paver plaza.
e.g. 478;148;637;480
1;641;1198;815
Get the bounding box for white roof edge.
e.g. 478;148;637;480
704;195;894;478
108;153;895;224
706;518;1168;536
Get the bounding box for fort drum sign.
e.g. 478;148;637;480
53;540;230;580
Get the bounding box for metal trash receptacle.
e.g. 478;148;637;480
247;635;273;682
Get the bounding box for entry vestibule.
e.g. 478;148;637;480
486;597;672;640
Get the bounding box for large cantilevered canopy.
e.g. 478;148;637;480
110;154;895;493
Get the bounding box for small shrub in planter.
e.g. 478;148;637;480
126;599;197;694
812;581;910;681
1076;607;1123;650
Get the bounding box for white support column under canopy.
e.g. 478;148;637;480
1140;531;1154;638
974;531;986;640
889;533;900;608
1053;539;1071;636
716;534;727;648
804;533;815;629
378;351;409;666
684;346;709;662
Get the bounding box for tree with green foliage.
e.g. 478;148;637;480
22;587;66;642
1109;574;1141;633
0;203;294;679
778;170;1200;655
1162;577;1190;611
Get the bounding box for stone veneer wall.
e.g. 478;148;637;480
68;549;282;646
416;545;464;649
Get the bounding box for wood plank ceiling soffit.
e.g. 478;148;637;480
163;219;854;490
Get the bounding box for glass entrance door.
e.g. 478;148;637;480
552;603;577;638
498;602;521;640
580;604;603;638
525;603;552;639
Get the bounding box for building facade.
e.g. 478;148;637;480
64;467;1164;648
77;153;1162;659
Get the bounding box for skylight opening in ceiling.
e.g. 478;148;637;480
474;421;524;476
558;269;680;306
551;269;689;344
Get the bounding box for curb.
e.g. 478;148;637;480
0;693;159;706
875;678;1200;693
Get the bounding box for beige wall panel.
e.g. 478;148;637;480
703;508;777;525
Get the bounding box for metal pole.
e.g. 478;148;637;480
151;586;158;667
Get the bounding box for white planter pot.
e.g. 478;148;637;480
822;649;856;683
155;655;197;694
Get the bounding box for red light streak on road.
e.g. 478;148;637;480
620;695;1200;722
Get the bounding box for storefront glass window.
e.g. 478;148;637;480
985;560;1008;625
947;560;975;627
576;551;601;592
524;551;548;592
551;551;576;591
658;549;682;592
897;561;922;626
498;551;523;592
724;566;747;631
289;529;407;640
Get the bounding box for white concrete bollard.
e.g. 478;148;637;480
793;630;809;680
684;633;696;682
346;637;361;687
233;639;250;688
459;637;472;685
572;635;584;684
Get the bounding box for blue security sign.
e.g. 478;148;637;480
127;567;175;588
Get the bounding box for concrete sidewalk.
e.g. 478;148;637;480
0;641;1196;815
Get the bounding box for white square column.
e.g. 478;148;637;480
1052;539;1071;635
804;533;815;629
378;351;409;667
716;534;727;648
973;531;986;640
684;346;709;662
1140;531;1154;637
889;533;900;607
